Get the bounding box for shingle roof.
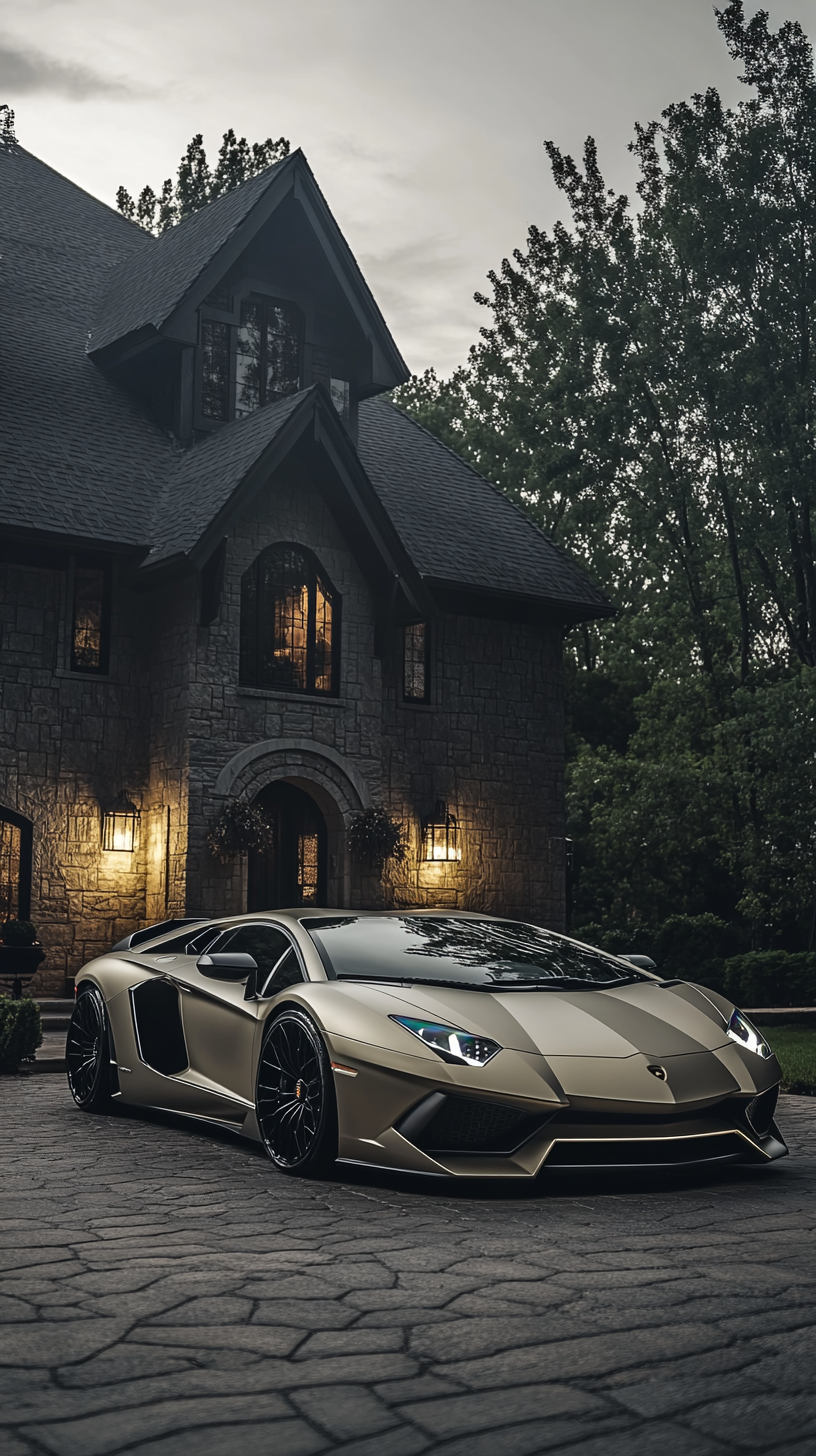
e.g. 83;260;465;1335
358;399;611;615
148;390;311;564
2;143;609;621
0;146;175;546
89;159;290;355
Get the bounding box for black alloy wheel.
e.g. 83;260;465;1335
256;1009;337;1175
66;985;111;1111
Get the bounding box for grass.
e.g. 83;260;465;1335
764;1025;816;1095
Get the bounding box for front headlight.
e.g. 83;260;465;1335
390;1016;502;1067
727;1008;772;1060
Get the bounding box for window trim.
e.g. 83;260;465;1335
196;286;304;431
240;542;341;698
69;555;111;676
0;805;33;922
403;620;431;704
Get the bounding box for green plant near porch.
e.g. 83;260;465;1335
348;808;407;870
0;996;42;1072
206;801;275;862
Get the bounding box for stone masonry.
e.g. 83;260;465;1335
1;455;566;994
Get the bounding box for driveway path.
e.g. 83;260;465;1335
1;1079;814;1455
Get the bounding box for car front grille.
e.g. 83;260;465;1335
410;1096;548;1155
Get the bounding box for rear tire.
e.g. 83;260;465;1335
256;1009;338;1176
67;985;111;1112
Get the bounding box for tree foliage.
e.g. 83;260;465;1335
395;2;816;945
116;128;290;235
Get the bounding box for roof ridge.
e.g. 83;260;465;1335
371;397;610;606
156;148;296;244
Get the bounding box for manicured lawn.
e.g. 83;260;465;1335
765;1025;816;1095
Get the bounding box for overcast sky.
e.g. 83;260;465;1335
3;0;814;375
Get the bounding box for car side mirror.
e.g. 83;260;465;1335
197;952;258;982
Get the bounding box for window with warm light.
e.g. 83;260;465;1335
70;560;110;674
240;544;339;695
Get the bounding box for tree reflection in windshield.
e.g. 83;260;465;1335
305;916;644;989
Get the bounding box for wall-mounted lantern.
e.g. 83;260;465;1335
101;793;140;853
421;800;461;862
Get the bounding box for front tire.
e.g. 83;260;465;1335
256;1009;338;1176
67;985;111;1112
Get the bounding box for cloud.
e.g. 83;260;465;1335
0;37;134;100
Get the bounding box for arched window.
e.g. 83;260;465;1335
0;806;33;922
240;545;339;695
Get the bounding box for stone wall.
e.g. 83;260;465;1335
1;467;568;995
0;559;150;994
380;612;566;928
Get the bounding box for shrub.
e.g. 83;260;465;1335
1;919;38;946
0;997;43;1071
722;952;816;1009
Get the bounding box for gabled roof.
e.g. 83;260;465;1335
147;389;311;564
1;141;610;624
0;146;175;549
88;162;288;357
144;385;432;619
358;399;613;619
87;151;409;390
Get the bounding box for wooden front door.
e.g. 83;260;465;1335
248;782;327;910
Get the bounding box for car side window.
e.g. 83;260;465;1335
140;925;221;955
213;925;302;995
261;948;304;999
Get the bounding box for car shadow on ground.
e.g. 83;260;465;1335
94;1095;791;1204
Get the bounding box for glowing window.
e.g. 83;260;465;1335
240;545;339;695
71;562;110;674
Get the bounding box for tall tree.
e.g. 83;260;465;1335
116;128;290;235
396;2;816;943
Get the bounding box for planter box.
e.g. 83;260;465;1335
0;944;46;997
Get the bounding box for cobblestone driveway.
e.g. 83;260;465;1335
1;1079;815;1456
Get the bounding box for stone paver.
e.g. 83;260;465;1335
0;1079;814;1454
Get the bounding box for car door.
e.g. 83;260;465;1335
171;922;301;1108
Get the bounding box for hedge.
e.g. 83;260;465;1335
0;997;43;1072
574;917;816;1007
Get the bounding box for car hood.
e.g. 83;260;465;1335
379;978;730;1060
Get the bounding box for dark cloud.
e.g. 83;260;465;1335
0;37;133;99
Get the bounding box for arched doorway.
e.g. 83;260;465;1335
247;782;328;910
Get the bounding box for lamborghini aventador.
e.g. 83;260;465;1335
65;910;787;1177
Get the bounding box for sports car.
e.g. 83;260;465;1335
66;910;787;1177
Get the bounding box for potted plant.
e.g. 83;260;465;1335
0;921;46;999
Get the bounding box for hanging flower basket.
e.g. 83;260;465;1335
348;808;407;870
206;802;275;862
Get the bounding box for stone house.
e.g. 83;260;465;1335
0;133;611;996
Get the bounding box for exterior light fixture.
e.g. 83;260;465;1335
101;793;140;853
421;800;461;862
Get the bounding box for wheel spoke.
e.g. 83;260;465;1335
257;1017;326;1168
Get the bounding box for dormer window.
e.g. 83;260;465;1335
236;297;302;417
199;294;303;426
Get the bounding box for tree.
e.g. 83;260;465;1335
395;2;816;945
116;128;290;235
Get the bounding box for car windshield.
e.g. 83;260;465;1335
304;916;646;990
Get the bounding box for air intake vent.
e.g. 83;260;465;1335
744;1085;778;1139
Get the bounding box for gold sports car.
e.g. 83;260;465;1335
66;910;787;1178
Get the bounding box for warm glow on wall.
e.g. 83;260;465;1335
101;793;140;853
421;801;461;862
